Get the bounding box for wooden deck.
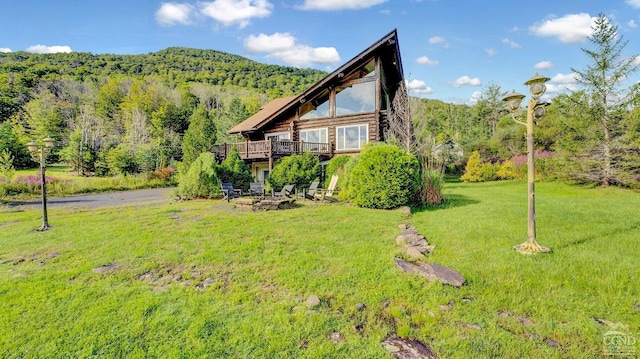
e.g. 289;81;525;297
212;140;333;161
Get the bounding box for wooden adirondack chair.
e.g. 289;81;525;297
273;184;295;197
303;181;320;200
315;174;339;202
221;182;242;201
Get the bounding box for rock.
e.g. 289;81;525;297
398;224;409;231
438;304;452;311
381;337;439;359
396;232;423;246
394;258;465;287
356;303;366;311
635;305;640;312
406;246;426;260
397;206;412;216
461;322;482;331
544;338;560;348
199;277;215;289
305;295;321;308
328;331;345;344
93;264;121;273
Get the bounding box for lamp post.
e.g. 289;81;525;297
502;73;551;254
27;137;56;231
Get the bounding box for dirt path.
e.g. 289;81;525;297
7;187;176;209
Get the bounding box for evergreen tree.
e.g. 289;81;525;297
566;13;639;186
181;105;217;169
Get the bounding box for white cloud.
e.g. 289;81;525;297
156;2;195;26
485;48;497;56
626;0;640;8
416;56;438;66
551;72;578;84
244;33;340;67
199;0;272;29
245;32;296;53
467;91;482;105
0;48;11;53
405;79;433;94
628;20;637;29
429;36;446;45
502;38;521;48
451;75;481;88
26;44;72;53
297;0;388;11
534;61;553;70
529;13;595;44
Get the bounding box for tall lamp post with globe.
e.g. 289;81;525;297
502;73;552;254
26;137;56;231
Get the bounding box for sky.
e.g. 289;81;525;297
2;0;640;105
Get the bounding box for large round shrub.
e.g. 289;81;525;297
348;143;419;209
219;146;253;191
268;152;319;191
177;152;221;199
324;154;351;188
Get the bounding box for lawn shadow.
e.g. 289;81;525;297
412;194;479;214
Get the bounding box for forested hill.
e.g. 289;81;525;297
0;47;327;98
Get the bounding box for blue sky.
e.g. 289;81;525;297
2;0;640;105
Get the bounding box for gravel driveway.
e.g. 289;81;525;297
7;187;176;209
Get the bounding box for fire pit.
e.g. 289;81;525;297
234;197;296;211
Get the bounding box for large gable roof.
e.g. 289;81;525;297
229;29;404;135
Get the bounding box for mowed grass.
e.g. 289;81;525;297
0;181;638;358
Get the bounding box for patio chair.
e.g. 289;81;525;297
249;182;265;197
303;181;320;200
273;184;295;197
220;182;242;201
315;174;339;202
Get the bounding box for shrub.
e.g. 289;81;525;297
496;160;516;180
460;151;483;182
480;162;498;182
267;152;319;191
218;146;252;191
177;152;222;199
337;155;359;202
348;143;419;209
106;145;138;176
324;155;351;188
417;157;445;207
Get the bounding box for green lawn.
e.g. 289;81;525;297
1;181;638;358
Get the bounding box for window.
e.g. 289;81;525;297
265;132;290;141
300;128;328;143
300;90;330;120
336;124;368;150
335;80;375;115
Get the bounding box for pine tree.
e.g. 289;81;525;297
181;105;217;169
568;13;639;186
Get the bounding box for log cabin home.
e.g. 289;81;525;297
212;29;408;183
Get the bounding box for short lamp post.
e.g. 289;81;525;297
502;73;551;254
27;137;56;231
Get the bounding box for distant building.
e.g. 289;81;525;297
433;139;463;163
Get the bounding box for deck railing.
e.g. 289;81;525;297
212;140;332;161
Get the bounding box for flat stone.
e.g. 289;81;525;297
398;224;409;231
397;206;412;216
328;331;345;344
356;302;366;311
406;247;426;260
93;264;121;273
381;337;439;359
461;322;482;331
394;258;465;287
305;295;320;308
396;233;425;246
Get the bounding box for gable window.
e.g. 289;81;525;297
300;128;328;143
300;89;330;120
335;80;375;115
336;124;368;150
